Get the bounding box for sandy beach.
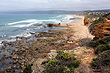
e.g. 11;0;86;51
61;15;94;41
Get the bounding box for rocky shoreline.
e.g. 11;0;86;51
0;22;81;73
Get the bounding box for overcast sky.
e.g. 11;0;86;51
0;0;110;11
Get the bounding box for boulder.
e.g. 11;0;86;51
2;46;5;49
20;70;23;73
12;55;19;60
6;66;11;72
47;23;53;27
30;32;35;34
47;52;58;59
35;34;38;37
69;18;76;20
20;48;25;52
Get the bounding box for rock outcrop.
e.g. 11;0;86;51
93;20;110;40
47;23;60;27
84;17;90;25
84;17;94;26
47;23;53;27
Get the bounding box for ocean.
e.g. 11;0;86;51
0;14;78;45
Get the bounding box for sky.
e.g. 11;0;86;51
0;0;110;11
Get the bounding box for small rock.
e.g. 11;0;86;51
13;61;17;64
14;49;18;52
12;55;19;60
20;70;23;73
6;66;11;72
47;23;53;27
30;32;35;34
2;62;5;65
50;50;57;53
2;46;5;49
35;34;38;37
35;48;38;50
20;48;25;52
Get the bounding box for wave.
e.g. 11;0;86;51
11;22;39;28
7;19;37;25
7;15;77;29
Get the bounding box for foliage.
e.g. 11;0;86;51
23;64;33;73
93;17;104;24
89;17;104;34
61;53;74;60
42;50;81;73
95;44;110;54
47;59;58;67
102;12;110;18
91;50;110;69
88;36;110;47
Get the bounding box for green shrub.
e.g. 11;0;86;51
94;17;104;24
23;64;33;73
95;45;108;54
69;60;81;68
88;41;98;47
48;59;58;67
91;50;110;69
56;51;76;61
95;44;110;54
60;53;74;60
88;36;110;48
42;52;80;73
58;50;64;55
70;67;75;73
105;69;110;73
91;60;98;67
63;66;70;73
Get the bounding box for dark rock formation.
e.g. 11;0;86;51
47;23;53;27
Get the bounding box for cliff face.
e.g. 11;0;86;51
93;20;110;40
84;17;93;25
84;17;90;25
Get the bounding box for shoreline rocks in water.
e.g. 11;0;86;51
47;23;60;27
0;24;79;72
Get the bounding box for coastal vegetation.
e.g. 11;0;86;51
88;36;110;72
42;50;81;73
83;11;110;72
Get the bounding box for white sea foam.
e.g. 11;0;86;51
11;22;39;28
9;32;32;38
8;19;37;25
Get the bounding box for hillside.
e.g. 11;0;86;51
83;11;110;73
